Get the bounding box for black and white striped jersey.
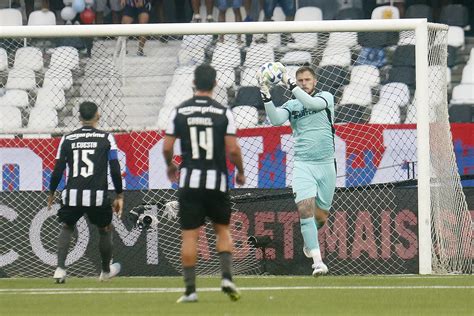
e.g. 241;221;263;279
166;96;236;192
50;126;123;207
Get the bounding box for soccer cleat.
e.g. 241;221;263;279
312;262;328;277
176;292;198;303
53;267;66;284
99;262;121;281
303;246;312;258
221;279;241;301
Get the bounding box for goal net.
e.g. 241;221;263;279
0;20;471;277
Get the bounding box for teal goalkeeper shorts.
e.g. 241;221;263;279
292;160;336;211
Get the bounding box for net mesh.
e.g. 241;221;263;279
0;23;471;277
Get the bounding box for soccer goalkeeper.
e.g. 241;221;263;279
257;64;336;277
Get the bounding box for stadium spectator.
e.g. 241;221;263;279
11;0;35;20
191;0;214;22
163;64;245;303
95;0;122;24
263;0;295;21
121;0;152;56
48;101;123;284
258;64;336;277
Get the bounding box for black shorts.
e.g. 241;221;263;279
57;205;113;228
178;189;231;230
123;4;151;18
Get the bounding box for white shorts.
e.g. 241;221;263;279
95;0;122;12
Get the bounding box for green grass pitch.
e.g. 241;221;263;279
1;275;473;315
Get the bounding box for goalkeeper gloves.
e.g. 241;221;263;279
256;70;272;103
276;62;297;91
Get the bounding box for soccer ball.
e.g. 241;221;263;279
259;62;283;84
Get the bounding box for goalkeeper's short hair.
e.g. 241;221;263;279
194;64;216;91
296;66;317;79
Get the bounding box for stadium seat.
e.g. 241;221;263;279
244;44;274;68
450;84;474;104
379;82;410;108
213;85;229;106
211;43;241;69
448;104;473;123
270;85;291;107
319;46;351;67
335;104;368;123
439;4;469;28
0;106;22;129
316;65;350;96
234;86;264;109
392;45;415;67
354;47;386;68
0;8;22;26
216;68;235;89
447;26;465;48
0;89;29;108
280;51;312;65
28;9;56;25
6;68;36;90
177;47;205;66
469;48;474;64
371;5;400;19
287;7;321;50
369;101;401;124
49;46;79;71
340;84;372;107
43;67;73;90
232;106;259;128
398;30;415;46
293;6;323;21
388;66;416;88
0;48;7;71
461;64;474;84
28;106;58;129
14;47;43;71
326;32;358;49
298;0;338;19
240;67;259;86
405;4;433;22
335;8;364;20
35;86;66;110
182;35;213;50
350;65;380;88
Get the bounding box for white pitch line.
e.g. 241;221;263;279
1;285;473;295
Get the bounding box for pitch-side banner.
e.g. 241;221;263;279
0;123;473;191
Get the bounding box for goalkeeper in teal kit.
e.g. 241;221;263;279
257;64;336;276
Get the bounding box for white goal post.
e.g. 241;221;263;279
0;19;471;277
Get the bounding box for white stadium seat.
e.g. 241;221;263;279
240;67;259;86
350;65;380;88
211;43;241;69
6;68;36;90
460;64;474;84
244;44;274;68
281;51;312;65
379;82;410;107
171;66;195;88
28;9;56;25
0;106;22;129
43;67;73;90
14;47;43;71
28;106;58;129
35;86;66;110
0;8;23;26
0;48;8;71
163;85;193;108
371;5;400;19
214;85;229;106
450;84;474;104
319;46;351;67
49;46;79;70
340;84;372;107
232;106;258;128
216;68;235;89
447;26;465;48
326;32;358;48
286;7;322;50
369;101;401;124
0;89;29;108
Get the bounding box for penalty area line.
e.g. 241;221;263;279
1;285;473;295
